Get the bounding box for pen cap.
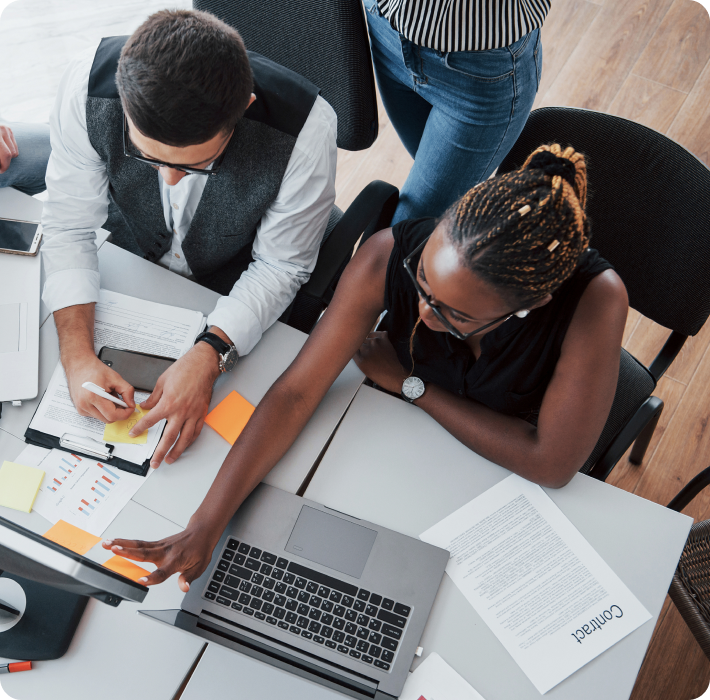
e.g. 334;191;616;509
9;661;32;672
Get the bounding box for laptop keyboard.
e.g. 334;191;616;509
202;537;413;673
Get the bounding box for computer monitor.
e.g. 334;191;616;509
0;515;147;660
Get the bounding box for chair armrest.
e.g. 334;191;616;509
586;396;663;481
299;180;399;304
649;330;688;382
667;465;710;512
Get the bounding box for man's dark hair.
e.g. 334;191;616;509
117;9;253;147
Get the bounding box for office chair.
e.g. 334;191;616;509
194;0;399;333
497;107;710;480
666;466;710;660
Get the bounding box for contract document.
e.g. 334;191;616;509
27;290;205;468
420;474;651;694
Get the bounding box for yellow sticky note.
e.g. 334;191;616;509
103;406;151;445
103;555;150;582
44;520;101;555
0;461;45;513
205;391;255;445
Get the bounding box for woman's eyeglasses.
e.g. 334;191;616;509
122;114;231;176
403;235;517;341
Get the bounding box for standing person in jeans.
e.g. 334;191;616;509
364;0;547;222
0;120;51;195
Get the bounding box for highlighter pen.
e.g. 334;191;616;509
81;382;129;408
0;662;32;674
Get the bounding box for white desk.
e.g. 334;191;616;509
1;242;364;525
297;385;692;700
0;242;363;699
0;430;205;700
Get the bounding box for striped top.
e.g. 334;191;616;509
376;0;550;51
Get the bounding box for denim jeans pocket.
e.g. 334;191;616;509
444;48;514;83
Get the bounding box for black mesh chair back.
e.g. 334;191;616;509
193;0;378;151
497;107;710;337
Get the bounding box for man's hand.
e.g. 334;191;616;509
102;516;221;591
129;341;220;468
0;124;19;175
353;330;409;394
65;354;137;423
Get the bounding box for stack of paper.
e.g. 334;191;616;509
400;653;485;700
27;289;205;467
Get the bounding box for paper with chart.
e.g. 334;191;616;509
400;653;485;700
26;447;151;536
419;474;651;694
28;289;205;465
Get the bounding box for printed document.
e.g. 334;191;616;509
400;652;485;700
21;447;150;537
28;290;204;465
420;474;651;694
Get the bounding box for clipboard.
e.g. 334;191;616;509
24;391;153;479
24;427;151;477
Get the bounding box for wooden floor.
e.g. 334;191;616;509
1;1;709;698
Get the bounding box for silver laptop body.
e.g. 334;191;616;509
0;189;42;403
141;483;448;699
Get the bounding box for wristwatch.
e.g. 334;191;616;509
194;331;239;373
401;376;426;403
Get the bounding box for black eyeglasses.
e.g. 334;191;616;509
122;114;232;176
403;235;518;341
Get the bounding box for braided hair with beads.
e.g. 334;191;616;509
446;143;590;307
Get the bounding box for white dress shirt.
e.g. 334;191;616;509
41;47;337;356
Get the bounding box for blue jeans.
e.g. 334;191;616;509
364;0;542;223
0;122;51;196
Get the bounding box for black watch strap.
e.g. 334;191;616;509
195;331;231;356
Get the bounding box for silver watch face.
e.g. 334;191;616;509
220;347;239;372
402;376;425;400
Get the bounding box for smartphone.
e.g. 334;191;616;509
98;347;175;393
0;218;42;256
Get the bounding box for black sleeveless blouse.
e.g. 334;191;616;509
380;218;614;422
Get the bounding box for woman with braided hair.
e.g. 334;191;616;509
104;144;629;591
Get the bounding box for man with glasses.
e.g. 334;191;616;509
40;10;336;469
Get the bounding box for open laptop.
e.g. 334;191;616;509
141;483;449;699
0;187;42;403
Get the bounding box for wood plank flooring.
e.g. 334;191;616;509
1;1;709;698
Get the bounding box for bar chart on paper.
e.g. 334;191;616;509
32;449;150;536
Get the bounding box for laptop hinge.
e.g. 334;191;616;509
198;610;378;698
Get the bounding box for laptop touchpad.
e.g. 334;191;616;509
285;506;377;579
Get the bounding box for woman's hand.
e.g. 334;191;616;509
102;520;221;592
353;331;408;394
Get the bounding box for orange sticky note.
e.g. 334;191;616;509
205;391;255;445
44;520;101;555
103;555;150;582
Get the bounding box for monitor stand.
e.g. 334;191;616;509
0;571;88;660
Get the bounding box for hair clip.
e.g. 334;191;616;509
518;204;531;217
547;239;560;252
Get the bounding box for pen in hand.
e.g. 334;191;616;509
81;382;130;409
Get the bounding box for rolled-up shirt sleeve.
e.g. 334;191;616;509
41;47;109;313
207;95;337;356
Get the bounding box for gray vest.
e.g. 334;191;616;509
86;36;319;294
